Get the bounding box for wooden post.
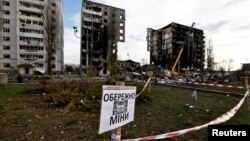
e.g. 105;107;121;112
111;81;125;141
244;77;249;90
245;78;250;111
149;82;151;94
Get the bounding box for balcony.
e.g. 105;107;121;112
19;5;43;14
19;15;43;22
83;9;102;16
19;23;44;30
82;25;91;30
19;41;44;46
19;32;43;38
83;17;101;23
20;0;44;5
92;58;102;62
19;58;44;64
19;50;44;55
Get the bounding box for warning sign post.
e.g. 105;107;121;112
99;84;136;135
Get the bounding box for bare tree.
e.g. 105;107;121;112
213;62;219;71
219;66;226;77
43;1;59;76
108;50;118;77
221;59;227;71
228;59;234;71
141;58;148;66
207;39;215;72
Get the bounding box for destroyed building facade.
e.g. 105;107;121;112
147;22;205;72
81;0;125;76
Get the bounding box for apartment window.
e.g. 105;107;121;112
20;37;43;42
4;63;11;68
38;47;44;50
52;10;55;15
33;4;44;10
3;19;10;24
52;2;56;6
3;28;10;32
20;28;44;34
52;17;56;22
85;5;90;10
52;64;56;68
37;63;43;67
112;13;116;17
120;36;124;40
3;37;10;41
20;54;25;58
39;22;43;26
3;10;10;15
33;21;38;25
3;46;10;50
104;19;107;23
20;19;25;24
26;20;31;24
4;54;10;58
104;11;108;16
25;68;29;74
3;1;10;6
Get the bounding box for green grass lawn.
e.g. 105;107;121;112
0;84;249;141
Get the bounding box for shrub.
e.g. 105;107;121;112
22;78;152;113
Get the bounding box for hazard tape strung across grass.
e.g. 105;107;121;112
123;91;249;141
185;81;244;89
136;77;151;98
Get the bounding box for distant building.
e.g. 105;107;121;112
242;63;250;76
117;59;140;70
81;0;125;76
0;0;64;75
146;22;205;72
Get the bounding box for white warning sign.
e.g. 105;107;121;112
99;85;137;134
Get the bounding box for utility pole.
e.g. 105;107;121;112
73;26;84;76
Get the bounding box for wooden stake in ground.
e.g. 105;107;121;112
191;89;197;106
111;81;125;141
245;77;250;111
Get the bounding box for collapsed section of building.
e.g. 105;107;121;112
81;0;125;76
146;22;205;73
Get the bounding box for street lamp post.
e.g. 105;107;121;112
73;26;85;77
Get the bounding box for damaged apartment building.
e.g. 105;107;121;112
0;0;64;75
80;0;125;76
147;22;205;72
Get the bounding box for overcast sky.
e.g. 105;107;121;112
63;0;250;70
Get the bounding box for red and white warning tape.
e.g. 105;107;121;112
123;91;249;141
136;77;151;98
181;81;244;89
